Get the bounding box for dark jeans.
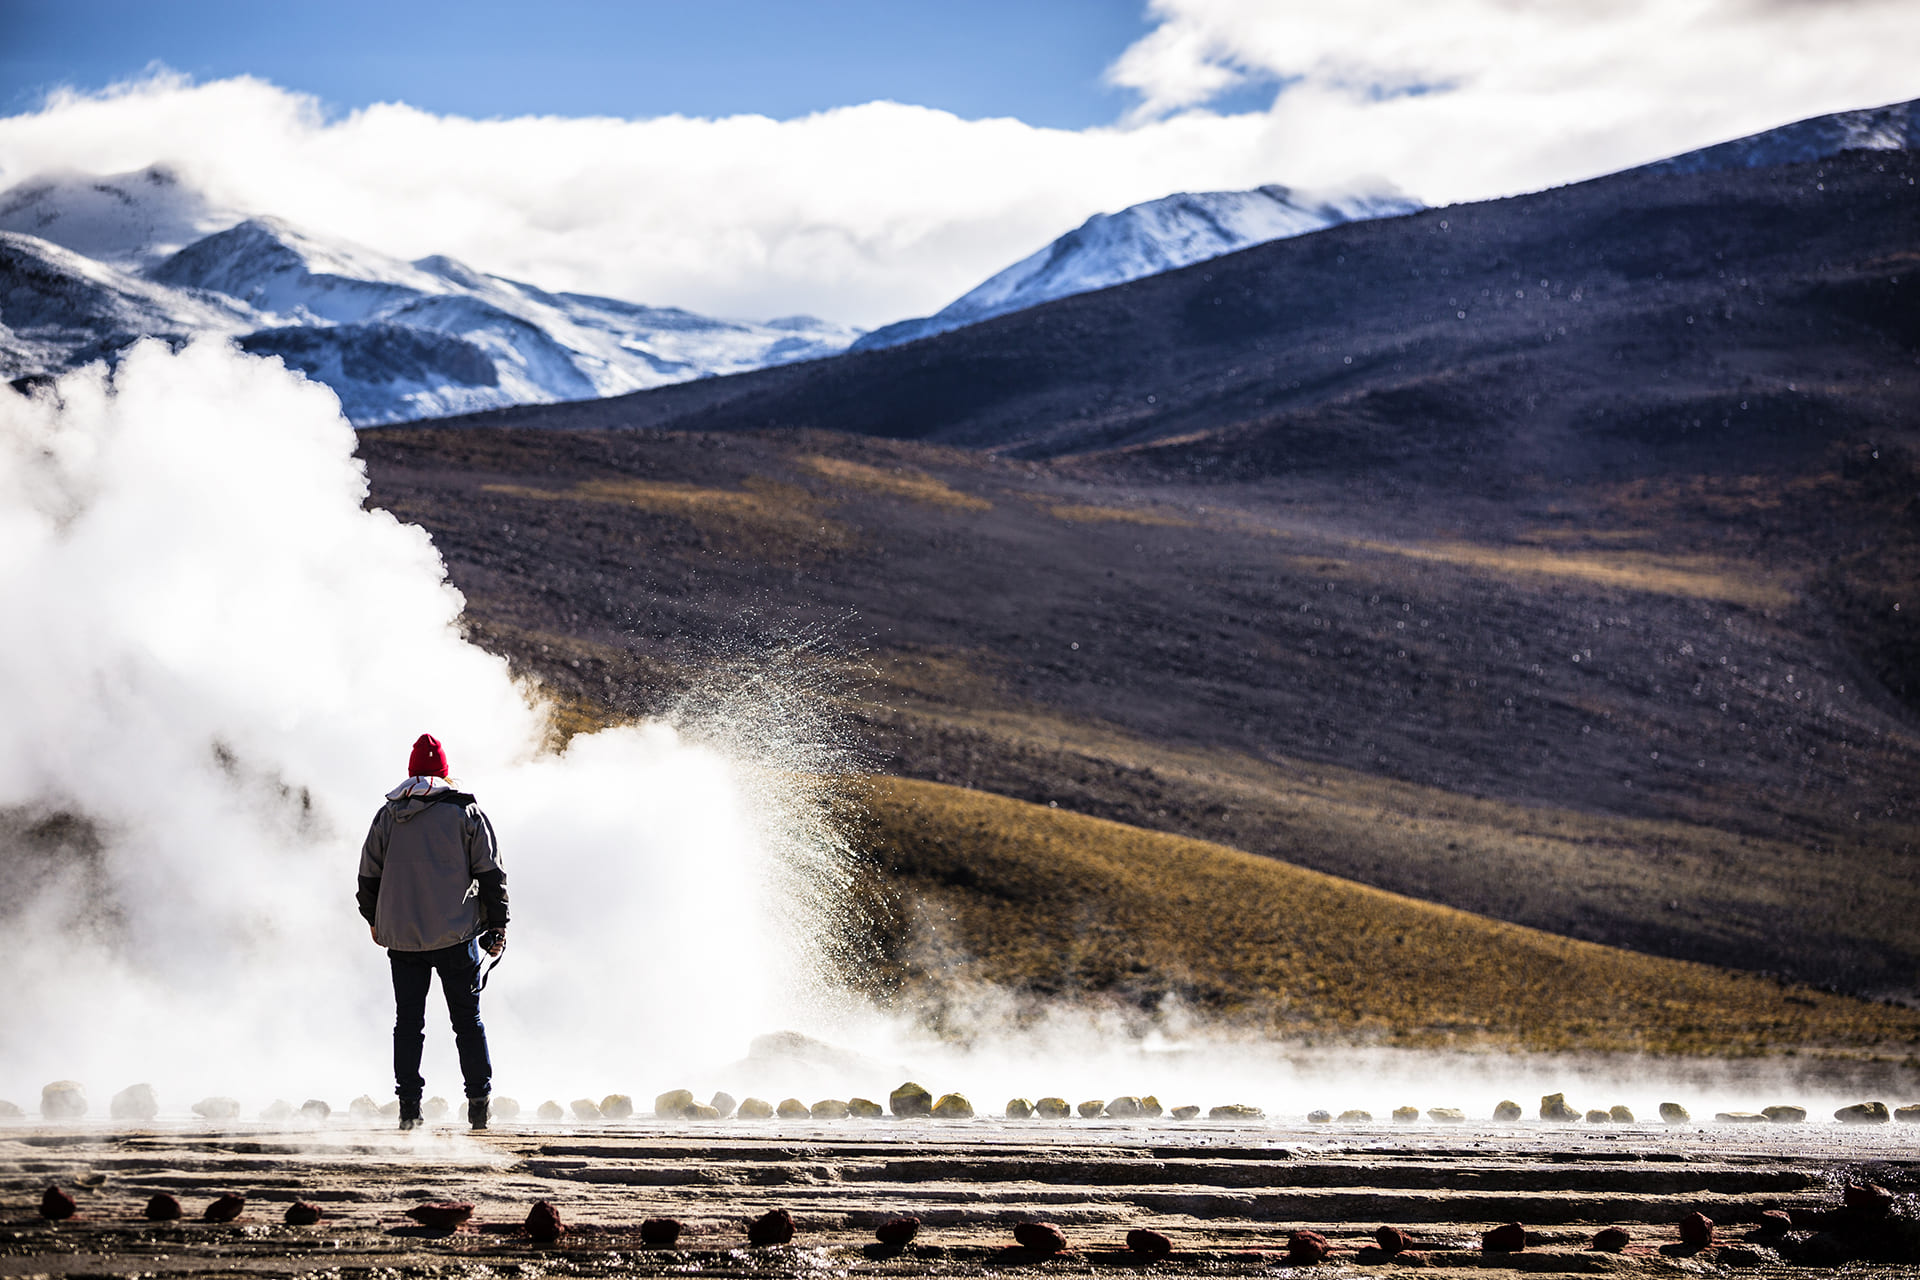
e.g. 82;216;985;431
389;939;492;1102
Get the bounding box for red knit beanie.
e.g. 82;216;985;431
408;734;448;778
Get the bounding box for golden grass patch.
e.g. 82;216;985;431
801;455;992;511
853;776;1920;1056
1050;503;1195;527
1351;538;1794;609
483;476;851;555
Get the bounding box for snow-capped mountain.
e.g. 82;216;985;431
0;167;860;424
852;183;1424;352
1643;96;1920;176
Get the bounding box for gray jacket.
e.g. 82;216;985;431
357;777;508;952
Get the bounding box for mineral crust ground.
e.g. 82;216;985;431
2;1119;1916;1276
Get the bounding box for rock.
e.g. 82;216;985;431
1482;1222;1526;1252
655;1089;695;1118
776;1097;811;1119
349;1095;381;1120
378;1100;400;1118
639;1216;681;1247
1715;1112;1769;1124
406;1201;473;1229
1493;1099;1523;1121
737;1097;775;1119
192;1096;240;1120
1014;1220;1068;1253
1340;1109;1373;1122
1836;1102;1891;1124
685;1103;722;1120
0;1099;21;1118
1844;1182;1894;1214
284;1202;323;1225
877;1216;921;1247
111;1083;159;1121
1609;1105;1634;1123
1208;1103;1264;1120
424;1097;449;1120
1005;1098;1035;1119
1141;1095;1164;1118
204;1192;246;1223
1586;1109;1610;1123
1078;1099;1106;1118
41;1081;87;1119
1127;1228;1172;1257
1895;1104;1920;1123
709;1091;737;1118
932;1093;975;1119
1591;1226;1630;1252
1170;1104;1200;1120
849;1097;884;1118
1375;1226;1414;1255
527;1201;566;1242
1035;1096;1071;1118
40;1186;76;1219
257;1099;290;1121
145;1192;182;1220
1660;1102;1690;1124
889;1082;933;1117
1539;1092;1580;1122
1288;1229;1332;1264
1393;1106;1420;1123
600;1094;634;1119
1106;1096;1145;1118
1428;1107;1465;1123
1755;1209;1792;1237
569;1098;601;1121
1679;1211;1714;1247
492;1097;521;1120
536;1100;564;1121
300;1099;331;1121
811;1099;852;1120
1308;1109;1332;1123
747;1207;795;1245
1717;1244;1779;1268
1763;1105;1806;1124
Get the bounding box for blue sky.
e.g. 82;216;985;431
0;0;1274;126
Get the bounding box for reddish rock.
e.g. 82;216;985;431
1679;1212;1714;1247
204;1193;246;1223
1482;1222;1526;1253
284;1202;323;1226
1287;1230;1332;1263
40;1187;76;1220
748;1207;795;1246
405;1201;473;1230
1591;1227;1630;1252
144;1192;182;1221
1756;1210;1792;1237
877;1217;921;1248
1014;1221;1069;1253
1375;1226;1414;1255
526;1201;565;1243
639;1217;682;1247
1845;1183;1894;1214
1127;1228;1172;1257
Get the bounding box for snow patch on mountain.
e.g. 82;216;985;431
1643;97;1920;176
853;183;1423;352
0;173;860;424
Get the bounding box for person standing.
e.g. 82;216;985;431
357;733;508;1131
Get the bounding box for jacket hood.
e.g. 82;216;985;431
386;774;467;822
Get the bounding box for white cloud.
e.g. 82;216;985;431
0;1;1913;327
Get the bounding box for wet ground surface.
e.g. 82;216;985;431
3;1119;1918;1277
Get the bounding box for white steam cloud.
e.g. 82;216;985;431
0;341;852;1110
1;0;1913;327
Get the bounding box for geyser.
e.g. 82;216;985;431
0;340;857;1107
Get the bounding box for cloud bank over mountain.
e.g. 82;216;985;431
0;0;1913;327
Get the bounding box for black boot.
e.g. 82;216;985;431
398;1099;422;1132
468;1097;490;1130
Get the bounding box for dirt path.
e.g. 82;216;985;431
4;1119;1917;1275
